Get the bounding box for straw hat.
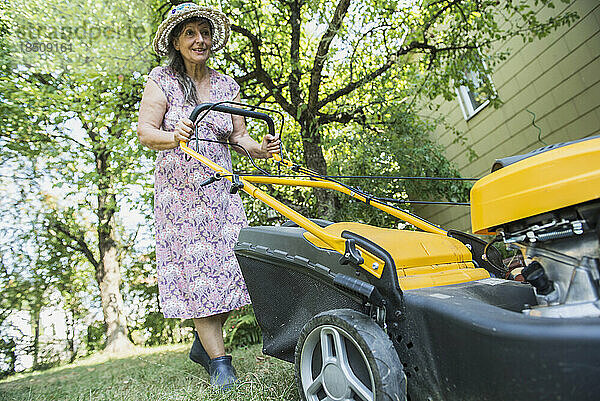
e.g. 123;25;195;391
153;2;231;57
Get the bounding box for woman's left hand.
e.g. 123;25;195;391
260;134;281;158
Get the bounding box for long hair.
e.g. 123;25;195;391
167;17;213;105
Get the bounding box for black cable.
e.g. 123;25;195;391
226;168;470;206
286;163;446;230
376;198;470;206
190;137;270;175
234;173;478;181
483;235;509;277
328;175;478;181
215;172;470;206
188;103;471;213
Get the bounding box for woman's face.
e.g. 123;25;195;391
173;20;212;65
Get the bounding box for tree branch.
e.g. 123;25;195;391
289;0;303;111
347;24;392;83
223;50;252;77
0;308;12;323
307;0;351;110
317;106;365;125
317;41;477;109
234;71;257;85
231;24;295;116
49;220;99;271
47;131;91;150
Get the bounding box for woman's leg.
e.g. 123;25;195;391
194;311;238;389
193;312;229;359
219;311;230;325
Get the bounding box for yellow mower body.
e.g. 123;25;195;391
303;222;488;289
471;136;600;235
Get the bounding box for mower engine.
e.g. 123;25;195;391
470;136;600;318
501;199;599;317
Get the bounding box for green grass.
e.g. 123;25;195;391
0;343;301;401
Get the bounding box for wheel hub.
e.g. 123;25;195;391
322;363;350;399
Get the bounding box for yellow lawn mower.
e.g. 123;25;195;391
183;103;600;401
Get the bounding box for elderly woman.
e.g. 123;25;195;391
137;2;279;390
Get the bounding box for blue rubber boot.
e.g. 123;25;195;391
189;330;210;373
209;355;238;391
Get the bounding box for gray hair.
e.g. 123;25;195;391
167;17;213;106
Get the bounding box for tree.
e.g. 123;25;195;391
1;0;157;353
36;205;96;362
0;150;97;368
0;253;28;378
14;72;151;353
209;0;576;218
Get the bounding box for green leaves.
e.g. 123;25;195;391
223;306;261;349
1;0;158;363
6;0;155;75
220;0;576;220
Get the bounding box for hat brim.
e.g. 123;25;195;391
153;7;230;57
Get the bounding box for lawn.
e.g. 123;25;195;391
0;343;300;401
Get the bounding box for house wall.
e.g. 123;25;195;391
417;0;600;233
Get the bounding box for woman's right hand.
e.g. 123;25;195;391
173;118;194;146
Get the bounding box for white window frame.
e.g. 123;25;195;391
456;69;493;121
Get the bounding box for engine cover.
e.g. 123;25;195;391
470;136;600;235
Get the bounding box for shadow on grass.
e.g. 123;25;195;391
0;343;300;401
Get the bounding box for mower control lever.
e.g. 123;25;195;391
230;174;244;194
339;239;364;267
199;173;222;187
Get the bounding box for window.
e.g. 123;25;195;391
456;69;493;120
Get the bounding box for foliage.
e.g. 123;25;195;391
6;0;154;75
210;0;577;218
0;172;97;371
0;338;17;380
84;321;107;354
223;306;261;349
0;256;25;378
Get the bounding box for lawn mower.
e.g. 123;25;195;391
182;103;600;401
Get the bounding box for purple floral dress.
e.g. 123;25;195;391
148;66;251;319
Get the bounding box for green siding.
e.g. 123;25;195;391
417;0;600;233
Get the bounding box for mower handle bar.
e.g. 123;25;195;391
189;103;276;140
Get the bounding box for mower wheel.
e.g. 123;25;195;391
295;309;406;401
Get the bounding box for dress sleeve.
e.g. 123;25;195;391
228;75;240;100
147;66;168;97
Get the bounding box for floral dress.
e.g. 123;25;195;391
147;66;251;318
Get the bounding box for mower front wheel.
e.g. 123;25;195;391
295;309;406;401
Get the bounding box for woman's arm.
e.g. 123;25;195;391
228;94;280;159
137;80;193;150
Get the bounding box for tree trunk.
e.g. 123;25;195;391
300;114;338;219
96;207;133;354
95;149;134;354
66;306;76;363
31;308;40;368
